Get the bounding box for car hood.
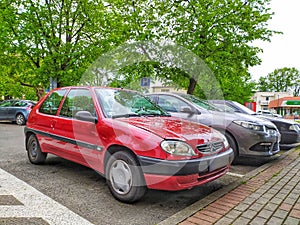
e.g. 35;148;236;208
256;115;298;125
116;116;216;144
209;110;278;129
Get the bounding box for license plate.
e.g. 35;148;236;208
208;155;229;172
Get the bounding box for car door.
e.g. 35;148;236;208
34;89;67;152
54;88;102;170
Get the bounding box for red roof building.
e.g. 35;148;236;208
269;97;300;118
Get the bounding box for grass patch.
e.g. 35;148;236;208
272;172;280;178
240;180;247;185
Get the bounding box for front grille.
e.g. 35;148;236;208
197;141;223;153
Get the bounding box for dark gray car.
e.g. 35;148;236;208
0;99;35;125
209;100;300;150
147;93;281;161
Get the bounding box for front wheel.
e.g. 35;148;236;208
27;134;47;164
225;133;238;163
105;151;147;203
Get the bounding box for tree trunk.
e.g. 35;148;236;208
36;88;45;100
187;77;197;95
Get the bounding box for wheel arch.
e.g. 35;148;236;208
224;130;239;156
25;131;36;151
104;144;141;174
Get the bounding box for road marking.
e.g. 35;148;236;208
226;172;245;178
0;168;94;225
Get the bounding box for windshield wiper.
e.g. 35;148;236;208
112;113;140;119
139;113;171;117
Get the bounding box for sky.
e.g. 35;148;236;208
249;0;300;81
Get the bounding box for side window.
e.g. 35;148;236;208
158;95;189;112
60;89;96;118
12;101;26;107
0;101;12;107
39;90;66;115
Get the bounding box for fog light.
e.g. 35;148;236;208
260;143;272;146
250;142;273;152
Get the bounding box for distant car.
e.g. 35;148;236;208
0;99;36;125
25;86;234;203
208;100;300;150
147;93;281;161
257;110;283;118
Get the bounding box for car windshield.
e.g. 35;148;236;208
177;94;222;111
96;88;169;118
231;101;256;114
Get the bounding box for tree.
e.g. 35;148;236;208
257;67;300;96
104;0;278;101
0;0;127;99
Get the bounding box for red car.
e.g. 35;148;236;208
25;86;234;203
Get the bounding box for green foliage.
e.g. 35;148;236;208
0;0;278;102
0;0;128;99
108;0;278;101
257;67;300;96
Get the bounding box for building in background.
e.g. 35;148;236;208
149;79;186;93
252;91;292;112
269;97;300;119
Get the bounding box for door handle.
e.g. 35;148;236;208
50;120;57;130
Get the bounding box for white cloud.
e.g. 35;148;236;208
249;0;300;81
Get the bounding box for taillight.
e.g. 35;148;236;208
26;104;33;110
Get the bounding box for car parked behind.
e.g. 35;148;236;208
147;93;281;162
208;100;300;150
25;86;234;203
0;99;36;125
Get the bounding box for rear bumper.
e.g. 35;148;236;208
137;149;234;190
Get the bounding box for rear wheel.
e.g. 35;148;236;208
27;134;47;164
106;151;147;203
16;113;26;125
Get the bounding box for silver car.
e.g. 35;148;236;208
147;93;281;161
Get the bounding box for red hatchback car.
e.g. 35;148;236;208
25;86;234;203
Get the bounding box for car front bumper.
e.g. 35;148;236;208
137;148;234;191
229;124;281;157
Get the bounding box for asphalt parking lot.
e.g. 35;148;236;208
0;122;283;224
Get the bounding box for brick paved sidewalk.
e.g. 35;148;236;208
159;148;300;225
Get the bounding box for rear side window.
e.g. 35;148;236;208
39;90;66;115
60;89;96;118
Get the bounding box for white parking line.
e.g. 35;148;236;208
226;172;245;178
0;168;94;225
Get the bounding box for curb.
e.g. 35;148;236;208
157;150;295;225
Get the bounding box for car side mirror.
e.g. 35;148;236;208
180;106;193;113
74;111;98;124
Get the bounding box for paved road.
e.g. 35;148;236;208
0;122;267;224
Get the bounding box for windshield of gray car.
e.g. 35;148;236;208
177;94;222;111
231;101;256;114
96;88;169;118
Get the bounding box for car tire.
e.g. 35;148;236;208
27;134;47;164
105;151;147;203
16;113;26;125
225;133;238;162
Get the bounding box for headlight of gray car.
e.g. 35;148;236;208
233;121;265;131
161;140;197;156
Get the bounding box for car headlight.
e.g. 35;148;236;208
233;121;265;131
161;140;197;156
